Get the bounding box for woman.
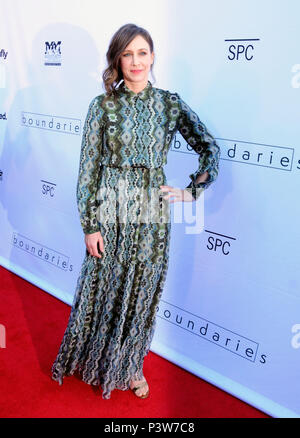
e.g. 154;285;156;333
51;23;220;400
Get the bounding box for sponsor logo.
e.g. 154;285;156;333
225;38;260;61
0;112;7;120
220;138;294;171
172;134;297;172
206;230;236;255
21;112;81;135
41;179;56;197
158;299;267;363
12;232;74;272
0;49;8;60
44;41;62;66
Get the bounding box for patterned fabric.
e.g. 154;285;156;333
51;80;220;399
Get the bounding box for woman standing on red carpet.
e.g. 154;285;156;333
51;23;220;400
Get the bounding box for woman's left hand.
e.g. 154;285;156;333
159;185;195;203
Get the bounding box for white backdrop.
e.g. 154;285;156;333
0;0;299;418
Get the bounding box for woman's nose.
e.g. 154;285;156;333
132;54;139;66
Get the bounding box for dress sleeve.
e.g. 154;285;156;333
176;93;220;200
76;96;104;234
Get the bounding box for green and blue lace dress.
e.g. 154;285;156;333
51;80;220;399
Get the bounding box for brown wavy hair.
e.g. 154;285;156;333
102;23;155;99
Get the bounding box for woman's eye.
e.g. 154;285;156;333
123;52;147;57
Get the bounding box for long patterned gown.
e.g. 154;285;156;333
51;80;220;399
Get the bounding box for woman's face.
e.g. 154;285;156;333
119;34;154;85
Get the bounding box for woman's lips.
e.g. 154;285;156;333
131;70;143;74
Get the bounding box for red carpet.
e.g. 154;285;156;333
0;265;269;418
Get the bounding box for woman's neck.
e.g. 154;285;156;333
123;79;148;94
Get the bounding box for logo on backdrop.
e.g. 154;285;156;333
0;49;8;60
21;112;81;135
206;230;236;255
41;179;56;197
0;112;7;121
12;233;74;272
172;134;299;173
221;138;294;171
0;169;3;181
158;300;267;364
44;41;62;66
225;38;260;61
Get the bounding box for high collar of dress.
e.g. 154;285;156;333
118;80;153;101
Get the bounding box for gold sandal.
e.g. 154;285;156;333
130;379;149;399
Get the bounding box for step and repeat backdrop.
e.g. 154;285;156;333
0;0;299;417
